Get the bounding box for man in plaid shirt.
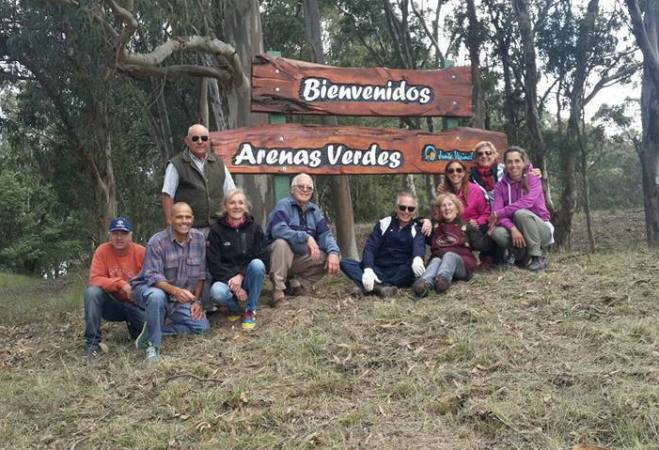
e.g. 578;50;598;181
131;202;209;365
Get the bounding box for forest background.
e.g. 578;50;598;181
0;0;656;276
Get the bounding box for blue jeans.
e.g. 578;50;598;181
340;258;415;290
210;259;266;313
84;286;145;348
420;253;467;284
132;284;210;348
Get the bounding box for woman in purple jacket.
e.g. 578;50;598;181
489;146;554;272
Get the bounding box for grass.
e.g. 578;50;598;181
0;210;658;449
0;271;84;326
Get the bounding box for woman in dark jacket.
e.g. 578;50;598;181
413;193;477;297
207;189;268;330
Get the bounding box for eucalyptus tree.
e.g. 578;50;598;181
625;0;659;245
1;0;274;243
535;0;638;248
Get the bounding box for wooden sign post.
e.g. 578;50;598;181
212;55;507;178
251;55;473;118
210;124;507;175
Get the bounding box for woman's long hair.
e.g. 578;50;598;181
503;146;530;193
438;159;470;205
432;193;464;224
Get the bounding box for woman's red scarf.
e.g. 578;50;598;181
477;165;496;191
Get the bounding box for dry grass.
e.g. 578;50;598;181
1;210;658;449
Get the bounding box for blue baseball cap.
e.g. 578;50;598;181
109;217;133;232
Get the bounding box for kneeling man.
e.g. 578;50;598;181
340;192;426;297
266;173;340;306
84;217;146;362
131;202;209;364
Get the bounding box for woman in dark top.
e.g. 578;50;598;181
413;193;477;297
207;189;268;330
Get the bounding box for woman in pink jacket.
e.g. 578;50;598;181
490;147;554;272
438;160;490;226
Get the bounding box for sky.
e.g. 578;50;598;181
415;0;642;130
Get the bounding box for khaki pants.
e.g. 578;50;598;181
492;209;553;259
269;239;327;292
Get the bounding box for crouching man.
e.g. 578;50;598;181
83;217;146;363
266;173;341;306
131;202;209;365
340;192;426;297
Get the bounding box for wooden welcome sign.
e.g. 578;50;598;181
251;55;472;117
210;124;506;175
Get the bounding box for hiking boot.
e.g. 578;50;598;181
412;278;432;298
145;344;160;366
135;322;150;349
434;276;450;294
269;290;286;307
527;256;546;272
372;283;398;298
347;286;365;298
242;310;256;330
83;345;100;364
503;254;517;266
285;280;307;297
478;256;494;271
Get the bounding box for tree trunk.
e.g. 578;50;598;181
513;0;547;172
87;125;118;245
638;72;659;244
579;137;596;252
511;0;559;221
223;0;272;225
626;0;659;245
553;0;599;249
199;78;209;127
466;0;484;129
404;174;417;197
302;0;358;259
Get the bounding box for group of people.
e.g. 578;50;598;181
83;124;553;365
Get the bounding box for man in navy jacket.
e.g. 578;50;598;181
340;192;426;297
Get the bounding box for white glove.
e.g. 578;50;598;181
412;257;425;277
361;268;381;292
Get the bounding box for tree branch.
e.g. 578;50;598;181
410;0;445;65
118;63;233;81
584;63;641;105
103;0;248;91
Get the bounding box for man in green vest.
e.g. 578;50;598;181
161;124;236;234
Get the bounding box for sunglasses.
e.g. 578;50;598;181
295;185;314;192
447;167;464;174
191;135;209;142
476;151;494;156
398;205;416;213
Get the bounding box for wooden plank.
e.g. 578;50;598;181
251;54;473;117
210;124;507;175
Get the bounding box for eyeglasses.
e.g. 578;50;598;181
191;135;209;142
447;167;464;174
295;185;314;192
476;151;494;157
398;205;416;213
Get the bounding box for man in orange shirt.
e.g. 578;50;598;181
84;217;146;362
